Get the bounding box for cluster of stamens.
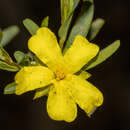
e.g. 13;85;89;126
55;69;65;81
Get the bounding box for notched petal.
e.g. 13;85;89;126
15;66;54;95
64;35;99;74
28;27;65;72
47;81;77;122
67;74;103;116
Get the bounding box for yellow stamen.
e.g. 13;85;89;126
55;70;65;81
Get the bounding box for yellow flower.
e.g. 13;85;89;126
15;27;103;122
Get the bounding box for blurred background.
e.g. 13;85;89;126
0;0;130;130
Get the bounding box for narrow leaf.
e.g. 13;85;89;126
23;18;39;35
88;18;105;41
60;0;74;24
33;86;50;100
0;46;13;62
41;16;49;27
0;26;19;47
64;0;94;52
86;40;120;70
78;71;91;79
0;47;19;71
59;14;73;48
4;82;17;94
59;0;80;47
0;60;19;72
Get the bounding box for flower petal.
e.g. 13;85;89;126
64;35;99;74
67;74;103;116
15;66;54;95
47;80;77;122
28;27;64;72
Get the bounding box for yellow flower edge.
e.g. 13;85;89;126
14;27;103;122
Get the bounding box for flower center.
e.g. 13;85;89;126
55;69;65;81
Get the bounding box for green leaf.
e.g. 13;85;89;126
0;30;3;43
14;51;32;66
41;16;49;27
60;0;74;24
58;14;73;48
78;71;91;79
23;18;39;35
0;60;19;72
88;18;105;41
0;46;13;62
86;40;120;70
14;51;25;64
33;86;50;100
59;0;80;48
4;82;17;94
0;47;19;71
64;0;94;52
0;26;20;47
